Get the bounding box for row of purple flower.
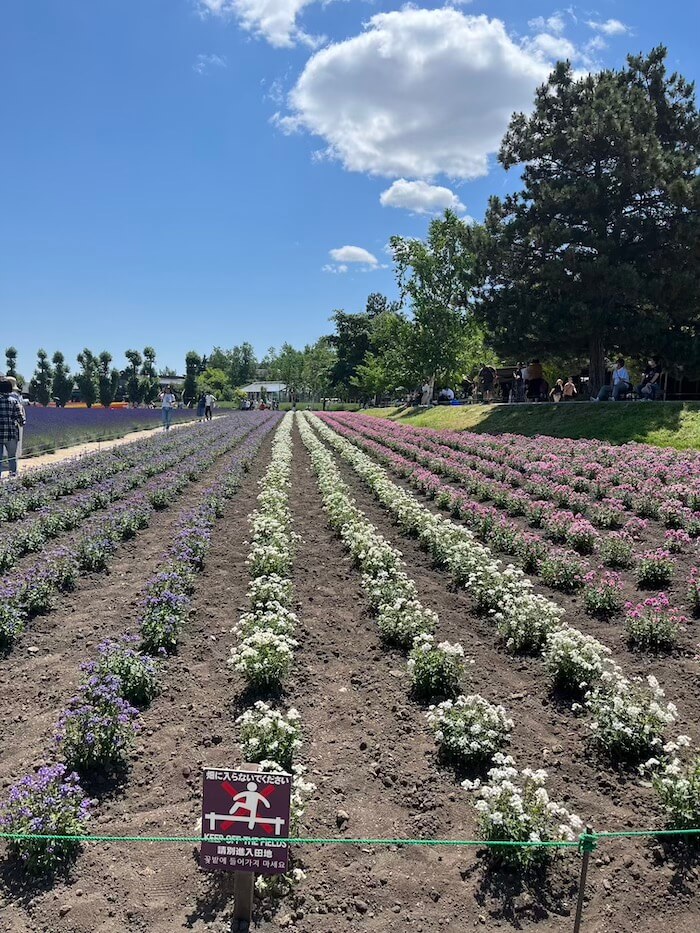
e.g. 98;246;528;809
0;412;280;874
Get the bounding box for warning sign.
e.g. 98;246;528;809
200;767;292;875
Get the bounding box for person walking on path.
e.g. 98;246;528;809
160;385;176;431
204;392;216;421
0;378;26;477
5;377;26;458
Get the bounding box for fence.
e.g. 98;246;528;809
2;825;698;931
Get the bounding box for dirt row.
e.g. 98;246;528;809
0;421;697;933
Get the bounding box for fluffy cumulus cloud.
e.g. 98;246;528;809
323;245;381;273
197;0;320;48
380;179;466;215
277;10;552;179
586;18;630;36
527;32;577;60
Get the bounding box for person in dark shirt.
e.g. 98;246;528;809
638;358;663;400
0;379;26;477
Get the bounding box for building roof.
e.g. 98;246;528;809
240;381;288;393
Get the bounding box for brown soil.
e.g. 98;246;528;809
0;421;697;933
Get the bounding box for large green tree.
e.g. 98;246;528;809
328;294;399;397
479;48;700;392
390;211;485;392
98;351;120;408
183;351;202;405
124;349;143;405
51;352;73;407
31;349;53;406
140;346;159;405
76;349;99;408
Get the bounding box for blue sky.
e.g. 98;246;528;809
1;0;697;376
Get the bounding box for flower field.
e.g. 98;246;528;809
20;407;199;457
0;411;698;932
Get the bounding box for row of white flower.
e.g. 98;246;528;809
229;413;299;690
229;413;314;899
304;414;696;828
298;413;583;857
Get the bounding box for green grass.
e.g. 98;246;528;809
364;402;700;450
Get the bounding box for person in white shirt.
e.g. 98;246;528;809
160;386;176;430
594;358;632;402
204;393;216;421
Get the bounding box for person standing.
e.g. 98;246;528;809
160;385;176;431
197;393;206;421
5;377;26;458
0;379;26;477
563;377;578;401
421;381;431;406
204;392;216;421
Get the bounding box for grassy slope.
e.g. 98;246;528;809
364;402;700;450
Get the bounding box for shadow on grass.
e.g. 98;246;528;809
389;401;700;449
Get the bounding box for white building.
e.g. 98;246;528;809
239;381;288;401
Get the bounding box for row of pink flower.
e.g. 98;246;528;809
319;413;700;633
324;415;698;566
341;414;700;533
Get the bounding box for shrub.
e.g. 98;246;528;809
377;598;438;649
664;529;692;553
0;765;91;874
587;674;677;762
565;518;599;555
407;634;469;699
625;594;685;652
515;533;548;573
540;550;586;593
76;533;117;572
0;586;26;652
493;592;563;653
463;753;584;866
599;532;634;569
582;570;625;616
237;702;302;771
689;568;700;616
636;549;676;588
543;627;617;695
235;606;298;640
426;694;513;766
653;751;700;830
84;636;160;706
248;574;294;610
139;590;191;654
56;674;140;773
229;630;297;690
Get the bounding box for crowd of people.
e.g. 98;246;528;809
405;356;665;409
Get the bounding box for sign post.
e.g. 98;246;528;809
200;765;293;924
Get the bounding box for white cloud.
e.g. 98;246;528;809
528;32;577;60
586;18;630;36
528;12;566;34
193;53;228;75
380;179;466;215
197;0;321;49
329;246;379;265
323;245;384;273
277;10;552;179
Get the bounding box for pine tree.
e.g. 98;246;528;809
31;349;53;406
51;352;74;407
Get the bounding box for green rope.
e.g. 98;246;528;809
0;832;576;849
1;827;698;847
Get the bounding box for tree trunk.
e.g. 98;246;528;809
589;335;605;398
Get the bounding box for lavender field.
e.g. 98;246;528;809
21;407;198;457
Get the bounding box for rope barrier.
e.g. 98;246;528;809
1;828;698;847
